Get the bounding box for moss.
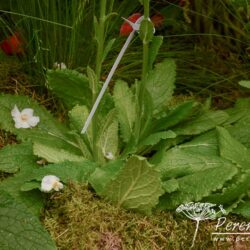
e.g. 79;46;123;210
43;183;250;250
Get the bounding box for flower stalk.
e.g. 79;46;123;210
81;30;136;134
81;15;144;135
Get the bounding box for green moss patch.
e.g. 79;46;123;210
43;183;250;250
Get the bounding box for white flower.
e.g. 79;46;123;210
53;62;67;69
11;105;40;129
41;175;63;192
104;152;114;160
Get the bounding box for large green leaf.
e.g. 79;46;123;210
89;160;124;194
139;130;176;147
33;142;85;163
145;59;176;112
227;98;250;148
102;156;163;214
68;105;92;159
137;88;154;141
156;146;233;180
0;191;56;250
158;165;238;210
173;110;229;135
21;160;97;191
217;126;250;169
97;109;118;161
113;80;136;142
233;200;250;219
0;94;70;138
69;105;89;133
0;180;43;217
153;101;196;131
0;143;43;215
148;36;163;69
46;69;92;108
0;143;36;173
206;170;250;205
176;130;219;156
0;94;82;157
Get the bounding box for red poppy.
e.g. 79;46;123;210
0;32;24;56
120;13;142;36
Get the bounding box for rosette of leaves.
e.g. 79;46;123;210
156;98;250;218
1;54;250;248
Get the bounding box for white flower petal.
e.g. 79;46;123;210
12;106;39;129
54;182;64;191
21;108;34;118
60;62;67;69
28;116;40;127
11;105;20;118
41;183;53;192
41;175;63;192
15;121;30;129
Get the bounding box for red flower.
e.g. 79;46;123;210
150;13;164;28
120;13;142;36
0;32;24;56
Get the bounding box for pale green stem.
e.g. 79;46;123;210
81;31;135;134
95;0;107;81
142;0;150;81
92;0;107;160
136;0;150;142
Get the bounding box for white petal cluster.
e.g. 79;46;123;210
41;175;63;192
11;105;40;128
53;62;67;69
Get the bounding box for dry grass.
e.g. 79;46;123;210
0;52;67;119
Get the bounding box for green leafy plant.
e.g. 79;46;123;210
1;1;250;248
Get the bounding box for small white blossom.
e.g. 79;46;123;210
53;62;67;69
11;105;40;129
41;175;63;192
104;152;114;160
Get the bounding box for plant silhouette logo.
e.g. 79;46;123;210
176;202;226;248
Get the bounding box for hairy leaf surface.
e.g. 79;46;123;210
21;160;97;191
33;142;85;163
97;109;118;160
145;59;176;112
174;110;229;135
0;143;36;173
206;171;250;204
233;200;250;219
139;130;176;146
158;165;238;210
0;143;43;215
47;69;92;108
102;156;163;214
148;36;163;69
114;80;136;142
0;191;56;250
89;160;124;194
217;127;250;169
157;146;233;180
153;101;196;131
